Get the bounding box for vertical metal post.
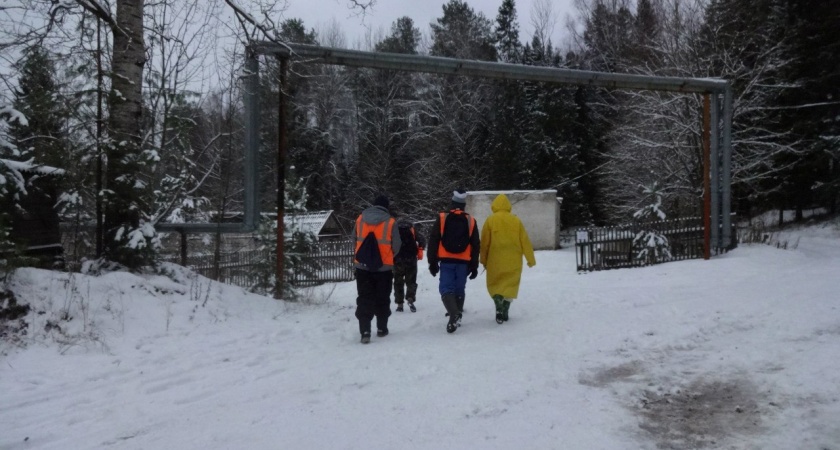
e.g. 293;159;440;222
243;50;260;231
275;57;289;299
710;93;720;252
702;94;711;260
721;85;734;248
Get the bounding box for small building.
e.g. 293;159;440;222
156;210;348;263
465;190;562;250
285;210;346;241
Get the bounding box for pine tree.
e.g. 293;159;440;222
631;0;661;66
0;105;28;278
495;0;521;64
632;182;671;264
5;47;66;269
486;0;526;189
582;0;635;72
776;0;840;216
376;17;421;55
701;0;798;220
9;46;66;169
430;0;497;61
425;0;497;196
347;17;423;216
250;171;317;300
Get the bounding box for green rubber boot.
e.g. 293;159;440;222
501;299;511;322
493;295;504;324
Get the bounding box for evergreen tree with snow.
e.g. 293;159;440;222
250;170;317;300
0;105;32;279
632;182;671;265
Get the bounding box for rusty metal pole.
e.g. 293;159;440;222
275;57;288;299
179;229;187;266
702;94;712;260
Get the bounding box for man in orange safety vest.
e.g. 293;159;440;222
427;189;480;334
353;194;401;344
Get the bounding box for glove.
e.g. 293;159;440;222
429;262;439;277
417;248;424;261
469;268;478;280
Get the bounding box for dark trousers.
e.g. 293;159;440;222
393;261;418;304
355;268;393;334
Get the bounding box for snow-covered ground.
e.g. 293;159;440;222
2;220;840;449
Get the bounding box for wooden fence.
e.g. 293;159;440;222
289;239;355;286
575;217;706;271
180;249;271;288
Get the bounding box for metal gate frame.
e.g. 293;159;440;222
243;42;734;287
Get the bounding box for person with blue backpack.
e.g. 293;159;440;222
427;189;480;333
353;194;401;344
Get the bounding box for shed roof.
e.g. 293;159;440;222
285;210;335;236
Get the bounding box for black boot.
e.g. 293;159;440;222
376;317;389;337
359;321;372;343
442;294;460;333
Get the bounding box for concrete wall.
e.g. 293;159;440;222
465;190;561;250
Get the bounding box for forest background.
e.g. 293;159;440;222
1;0;838;287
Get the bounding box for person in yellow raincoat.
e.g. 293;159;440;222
479;194;536;324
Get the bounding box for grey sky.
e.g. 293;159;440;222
282;0;579;49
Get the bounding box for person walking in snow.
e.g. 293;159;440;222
393;217;426;313
479;193;536;324
427;189;480;333
353;194;401;344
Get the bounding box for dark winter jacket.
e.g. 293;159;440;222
394;219;426;266
427;208;480;271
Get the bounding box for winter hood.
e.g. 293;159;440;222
361;205;392;224
491;194;512;214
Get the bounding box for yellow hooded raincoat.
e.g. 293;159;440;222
479;194;536;300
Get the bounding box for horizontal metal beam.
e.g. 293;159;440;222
63;222;250;234
252;42;728;94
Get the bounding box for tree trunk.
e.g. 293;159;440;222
104;0;149;267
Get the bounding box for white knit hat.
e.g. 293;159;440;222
451;189;467;204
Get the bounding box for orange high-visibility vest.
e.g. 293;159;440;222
354;216;396;267
437;211;475;261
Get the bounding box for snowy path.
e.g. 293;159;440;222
1;242;839;449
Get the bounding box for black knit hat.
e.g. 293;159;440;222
373;194;390;209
